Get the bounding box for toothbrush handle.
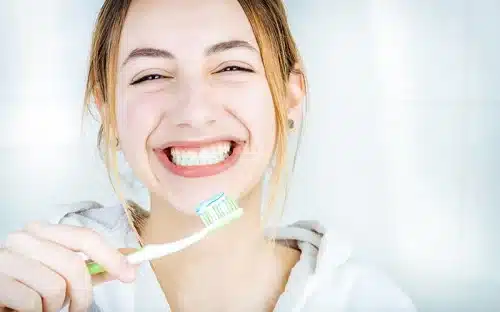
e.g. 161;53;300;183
86;251;144;276
86;247;141;276
85;248;145;276
86;228;210;275
86;260;106;276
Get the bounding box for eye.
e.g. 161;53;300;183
216;65;254;74
131;74;171;85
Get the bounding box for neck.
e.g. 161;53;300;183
142;186;265;258
140;186;299;311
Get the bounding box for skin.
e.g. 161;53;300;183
0;0;305;311
116;0;279;214
0;222;137;312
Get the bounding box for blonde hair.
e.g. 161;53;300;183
83;0;307;237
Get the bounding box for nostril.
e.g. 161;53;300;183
176;117;216;129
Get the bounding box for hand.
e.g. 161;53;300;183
0;222;137;312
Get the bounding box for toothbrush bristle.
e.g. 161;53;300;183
196;193;242;228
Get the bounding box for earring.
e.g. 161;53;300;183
288;119;295;130
113;136;120;149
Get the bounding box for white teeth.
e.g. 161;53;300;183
170;142;232;166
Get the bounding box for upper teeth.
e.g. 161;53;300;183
171;142;232;166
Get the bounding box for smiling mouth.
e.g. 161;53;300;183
166;141;236;166
155;140;243;178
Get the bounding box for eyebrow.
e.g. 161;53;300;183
121;40;258;67
121;48;174;67
205;40;258;55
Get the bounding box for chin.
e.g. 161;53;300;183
143;138;270;215
154;184;244;216
149;150;253;215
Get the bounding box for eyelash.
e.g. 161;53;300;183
130;66;253;85
217;65;254;73
131;74;169;85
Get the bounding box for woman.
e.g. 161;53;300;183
0;0;416;311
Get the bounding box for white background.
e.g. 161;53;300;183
1;1;499;311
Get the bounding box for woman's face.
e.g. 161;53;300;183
115;0;277;214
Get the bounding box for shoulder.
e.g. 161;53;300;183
288;221;417;311
310;260;417;311
52;201;125;228
340;262;416;311
50;200;144;249
277;220;417;311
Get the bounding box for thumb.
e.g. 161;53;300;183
119;247;141;256
91;248;141;286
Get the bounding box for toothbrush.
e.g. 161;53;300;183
86;192;243;275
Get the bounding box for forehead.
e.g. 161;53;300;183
119;0;258;60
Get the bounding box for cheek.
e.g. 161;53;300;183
115;92;165;144
114;91;171;187
115;91;169;169
221;81;276;154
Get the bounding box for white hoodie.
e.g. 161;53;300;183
56;201;417;312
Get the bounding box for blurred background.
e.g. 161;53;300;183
1;0;499;311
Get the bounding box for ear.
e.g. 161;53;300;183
93;89;121;149
94;90;104;114
95;96;103;109
286;64;306;130
93;89;108;125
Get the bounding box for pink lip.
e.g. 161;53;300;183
154;139;244;178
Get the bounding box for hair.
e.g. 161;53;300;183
83;0;307;240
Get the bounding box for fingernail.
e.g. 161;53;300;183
120;256;132;269
119;257;136;281
122;267;136;282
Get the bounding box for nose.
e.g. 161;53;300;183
171;82;217;129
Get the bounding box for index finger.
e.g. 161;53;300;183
91;248;139;285
25;222;136;283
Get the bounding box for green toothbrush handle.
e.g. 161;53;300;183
86;260;106;275
86;247;141;276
